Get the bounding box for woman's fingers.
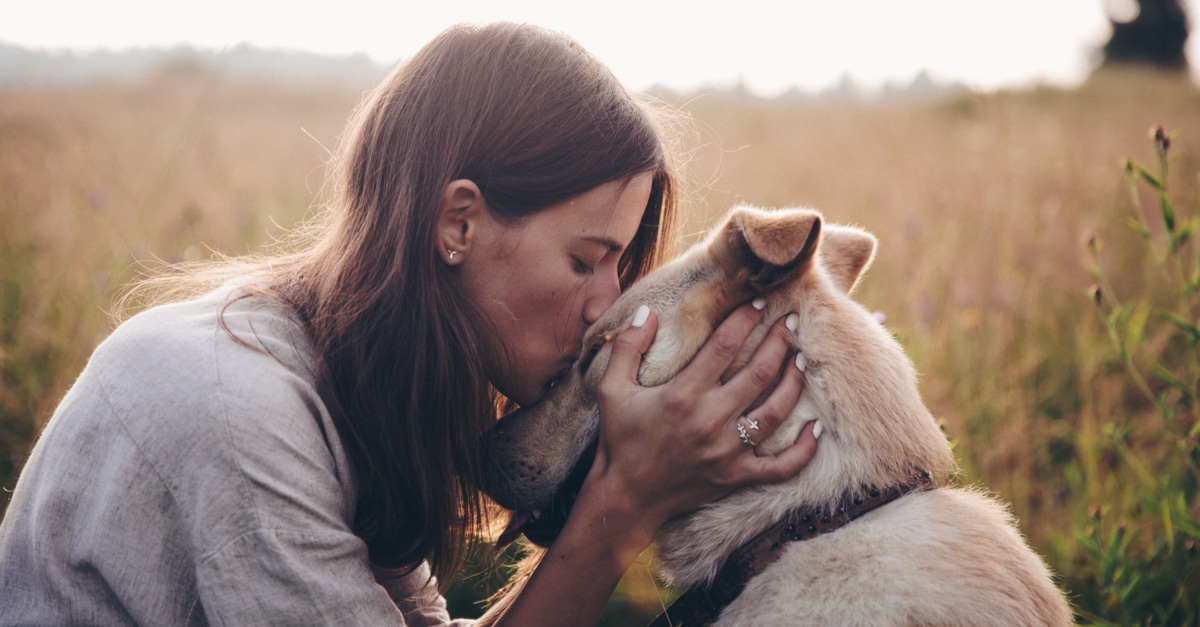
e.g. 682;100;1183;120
740;419;821;484
726;316;806;444
590;300;818;524
601;299;765;399
600;305;657;389
714;313;812;486
719;314;797;411
669;300;768;394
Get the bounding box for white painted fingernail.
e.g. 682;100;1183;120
785;313;799;332
813;420;823;439
794;352;807;372
631;305;651;328
752;297;767;310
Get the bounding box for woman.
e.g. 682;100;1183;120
0;23;817;625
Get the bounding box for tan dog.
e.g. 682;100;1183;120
482;205;1073;625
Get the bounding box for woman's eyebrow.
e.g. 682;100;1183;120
582;235;623;253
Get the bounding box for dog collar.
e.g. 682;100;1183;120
647;470;937;627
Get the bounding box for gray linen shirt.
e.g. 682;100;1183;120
0;284;474;626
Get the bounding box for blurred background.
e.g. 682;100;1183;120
2;1;1198;624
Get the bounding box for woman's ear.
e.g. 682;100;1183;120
435;179;485;266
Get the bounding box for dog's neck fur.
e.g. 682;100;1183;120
654;263;956;587
649;469;937;627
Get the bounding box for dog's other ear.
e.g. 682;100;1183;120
728;206;822;291
820;225;877;293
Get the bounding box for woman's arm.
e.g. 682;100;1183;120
481;303;818;625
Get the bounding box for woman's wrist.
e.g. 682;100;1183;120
484;466;657;626
566;463;661;568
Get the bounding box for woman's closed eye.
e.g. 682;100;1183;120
572;256;595;275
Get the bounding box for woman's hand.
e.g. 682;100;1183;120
486;300;816;627
585;300;818;544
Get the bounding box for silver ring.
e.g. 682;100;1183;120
737;423;757;446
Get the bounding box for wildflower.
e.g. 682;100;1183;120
1149;124;1170;154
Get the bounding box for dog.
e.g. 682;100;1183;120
481;205;1073;625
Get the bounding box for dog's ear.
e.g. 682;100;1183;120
820;225;877;293
727;206;822;291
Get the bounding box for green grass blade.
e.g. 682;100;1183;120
1127;216;1151;239
1160;194;1176;234
1134;162;1166;191
1161;312;1200;346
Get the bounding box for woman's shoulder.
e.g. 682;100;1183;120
97;282;313;388
85;283;326;447
83;282;357;524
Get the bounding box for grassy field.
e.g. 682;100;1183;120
1;66;1197;624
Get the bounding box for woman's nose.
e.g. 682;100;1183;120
583;272;621;325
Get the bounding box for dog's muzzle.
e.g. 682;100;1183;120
497;441;598;548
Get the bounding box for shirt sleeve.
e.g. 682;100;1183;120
197;528;401;625
375;564;477;627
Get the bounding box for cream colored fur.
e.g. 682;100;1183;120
481;205;1073;625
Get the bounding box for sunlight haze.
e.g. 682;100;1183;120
4;0;1198;94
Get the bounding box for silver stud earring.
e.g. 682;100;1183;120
447;249;458;261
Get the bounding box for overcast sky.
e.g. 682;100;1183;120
4;0;1197;95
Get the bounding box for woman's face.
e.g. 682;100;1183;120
460;173;654;407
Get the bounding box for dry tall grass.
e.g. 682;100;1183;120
1;69;359;482
1;66;1197;623
677;68;1199;546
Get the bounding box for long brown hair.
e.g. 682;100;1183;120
121;22;681;584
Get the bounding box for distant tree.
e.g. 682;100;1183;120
1101;0;1190;69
